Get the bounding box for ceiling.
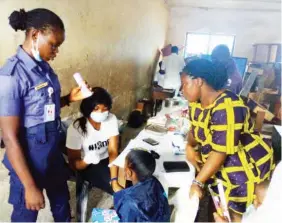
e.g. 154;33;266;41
165;0;281;11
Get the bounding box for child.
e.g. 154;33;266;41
114;149;170;222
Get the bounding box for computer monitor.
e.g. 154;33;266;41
233;57;248;77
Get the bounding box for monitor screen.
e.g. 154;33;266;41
233;57;248;77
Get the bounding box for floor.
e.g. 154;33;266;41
0;123;274;222
0;148;115;222
0;125;142;222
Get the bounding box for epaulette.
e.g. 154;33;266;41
0;57;19;76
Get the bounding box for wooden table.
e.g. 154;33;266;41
152;87;175;116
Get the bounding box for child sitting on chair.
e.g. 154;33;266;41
114;149;170;222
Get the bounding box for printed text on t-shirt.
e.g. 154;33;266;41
88;139;109;151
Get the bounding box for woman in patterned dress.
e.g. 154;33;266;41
181;59;274;222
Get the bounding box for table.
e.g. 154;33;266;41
152;87;175;116
111;129;195;194
137;130;195;193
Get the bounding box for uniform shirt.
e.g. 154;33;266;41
161;53;185;89
66;113;119;162
0;46;61;128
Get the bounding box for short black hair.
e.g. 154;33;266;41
74;87;112;135
171;46;179;54
126;149;160;182
183;59;228;90
211;44;231;62
9;8;64;33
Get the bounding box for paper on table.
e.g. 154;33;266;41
274;125;282;137
108;139;160;168
217;179;231;222
170;185;199;223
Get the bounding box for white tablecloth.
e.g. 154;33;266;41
110;129;195;194
136;130;195;193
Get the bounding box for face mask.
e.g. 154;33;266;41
90;111;109;123
31;34;42;62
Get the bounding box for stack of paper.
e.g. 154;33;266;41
147;116;167;127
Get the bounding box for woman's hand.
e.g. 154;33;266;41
189;183;204;200
111;181;124;193
25;185;45;211
69;83;92;102
186;145;202;172
213;212;229;222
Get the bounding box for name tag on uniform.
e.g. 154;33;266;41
44;103;55;122
35;82;48;91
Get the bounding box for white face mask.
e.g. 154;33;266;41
90;111;109;123
31;34;42;62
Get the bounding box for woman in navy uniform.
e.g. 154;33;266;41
0;8;90;222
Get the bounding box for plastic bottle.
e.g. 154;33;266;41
73;73;93;98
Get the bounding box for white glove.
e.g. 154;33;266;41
83;152;100;165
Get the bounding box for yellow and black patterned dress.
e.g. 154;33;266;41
189;90;275;214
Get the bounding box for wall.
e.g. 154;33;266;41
167;6;281;59
0;0;168;118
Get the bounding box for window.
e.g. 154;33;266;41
184;33;235;58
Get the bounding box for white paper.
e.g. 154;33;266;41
217;180;231;222
108;139;159;168
170;186;199;223
274;125;282;137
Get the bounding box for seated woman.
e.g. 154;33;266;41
114;149;170;222
181;59;275;222
66;87;123;222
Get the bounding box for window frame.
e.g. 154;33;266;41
184;32;236;58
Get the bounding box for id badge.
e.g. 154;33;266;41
44;103;55;122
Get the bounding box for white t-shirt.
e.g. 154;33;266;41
161;53;185;89
66;113;119;162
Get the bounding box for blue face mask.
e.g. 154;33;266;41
31;34;42;62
